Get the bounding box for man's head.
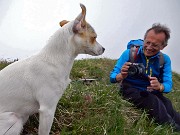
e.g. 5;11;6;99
143;23;170;56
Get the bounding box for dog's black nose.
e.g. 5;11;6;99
102;47;105;52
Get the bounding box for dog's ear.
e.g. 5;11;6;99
73;3;86;33
59;20;69;27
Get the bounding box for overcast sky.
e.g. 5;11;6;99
0;0;180;73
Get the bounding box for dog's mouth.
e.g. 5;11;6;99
84;50;97;56
84;46;105;56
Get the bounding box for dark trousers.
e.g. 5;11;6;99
121;87;180;126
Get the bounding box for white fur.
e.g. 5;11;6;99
0;13;104;135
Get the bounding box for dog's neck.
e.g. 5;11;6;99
39;22;77;73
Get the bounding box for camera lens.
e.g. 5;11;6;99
128;65;138;76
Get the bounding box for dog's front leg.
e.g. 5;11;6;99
37;89;61;135
38;105;57;135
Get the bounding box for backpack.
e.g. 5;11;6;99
127;39;164;68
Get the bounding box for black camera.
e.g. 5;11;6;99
128;63;145;77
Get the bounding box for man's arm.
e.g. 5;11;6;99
110;49;130;83
147;54;172;93
161;54;173;93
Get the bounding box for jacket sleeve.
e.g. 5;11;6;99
162;54;173;93
110;49;130;83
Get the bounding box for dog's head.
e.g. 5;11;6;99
59;4;105;56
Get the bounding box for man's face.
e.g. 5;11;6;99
143;30;166;57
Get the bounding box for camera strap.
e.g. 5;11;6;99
129;45;140;63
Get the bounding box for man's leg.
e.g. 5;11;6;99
156;94;180;125
121;88;173;124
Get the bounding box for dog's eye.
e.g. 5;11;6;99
93;36;97;40
90;36;96;44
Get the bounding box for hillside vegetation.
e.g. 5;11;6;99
0;58;180;135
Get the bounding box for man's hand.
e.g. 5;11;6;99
147;76;164;92
116;62;131;82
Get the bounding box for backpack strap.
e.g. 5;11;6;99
158;52;165;82
159;52;164;68
129;45;140;63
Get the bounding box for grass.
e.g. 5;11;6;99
0;59;11;70
0;58;180;135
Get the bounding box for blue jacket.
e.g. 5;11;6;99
110;46;172;93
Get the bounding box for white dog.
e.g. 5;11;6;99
0;4;105;135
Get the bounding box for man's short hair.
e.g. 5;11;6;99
144;23;171;47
